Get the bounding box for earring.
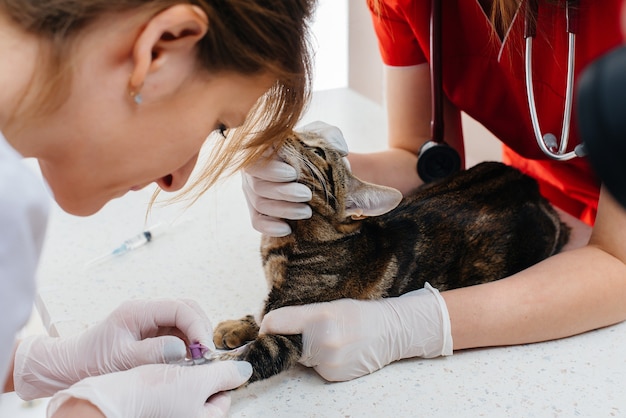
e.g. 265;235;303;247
129;89;143;105
132;92;143;105
128;80;143;105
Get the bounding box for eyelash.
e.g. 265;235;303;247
216;123;227;139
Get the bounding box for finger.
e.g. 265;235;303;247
129;335;187;365
249;179;312;203
298;121;348;155
195;361;252;395
179;299;216;350
250;213;292;237
253;198;312;220
259;306;310;335
245;159;297;182
143;300;214;348
245;180;312;219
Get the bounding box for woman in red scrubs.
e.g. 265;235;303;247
248;0;626;382
361;0;623;225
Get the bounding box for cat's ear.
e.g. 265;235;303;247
344;177;403;219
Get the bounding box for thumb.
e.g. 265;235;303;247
259;306;309;335
129;335;187;365
198;361;253;394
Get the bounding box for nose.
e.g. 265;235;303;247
156;153;200;192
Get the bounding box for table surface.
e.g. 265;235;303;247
36;88;626;418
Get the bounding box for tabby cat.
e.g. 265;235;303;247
214;130;570;383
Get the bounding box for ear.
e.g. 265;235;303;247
129;5;208;96
344;177;403;219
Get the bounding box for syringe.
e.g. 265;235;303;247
86;222;169;267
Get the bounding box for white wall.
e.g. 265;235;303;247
310;0;348;91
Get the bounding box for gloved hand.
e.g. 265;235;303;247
46;360;252;418
259;283;453;382
242;121;349;237
14;299;214;400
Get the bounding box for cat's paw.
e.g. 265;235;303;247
213;315;260;349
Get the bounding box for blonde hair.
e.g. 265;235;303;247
1;0;316;203
489;0;523;37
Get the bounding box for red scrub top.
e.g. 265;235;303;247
368;0;624;225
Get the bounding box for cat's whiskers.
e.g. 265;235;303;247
297;154;330;205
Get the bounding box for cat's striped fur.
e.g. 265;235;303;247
214;130;570;383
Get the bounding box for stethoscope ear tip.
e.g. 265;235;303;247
574;143;587;157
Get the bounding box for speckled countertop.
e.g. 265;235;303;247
36;88;626;417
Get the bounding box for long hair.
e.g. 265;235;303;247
1;0;317;203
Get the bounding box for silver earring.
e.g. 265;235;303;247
129;83;143;105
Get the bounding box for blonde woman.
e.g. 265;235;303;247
1;0;315;416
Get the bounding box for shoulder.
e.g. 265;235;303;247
0;132;50;241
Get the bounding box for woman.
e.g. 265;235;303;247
1;0;315;416
244;0;626;382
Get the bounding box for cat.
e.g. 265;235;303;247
214;129;570;383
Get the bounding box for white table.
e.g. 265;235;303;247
36;88;626;417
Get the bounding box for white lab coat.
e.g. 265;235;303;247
0;131;49;388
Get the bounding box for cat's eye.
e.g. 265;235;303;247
311;147;326;158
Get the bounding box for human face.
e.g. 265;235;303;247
34;70;272;216
9;6;273;216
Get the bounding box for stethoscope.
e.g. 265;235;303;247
417;0;585;183
524;0;586;161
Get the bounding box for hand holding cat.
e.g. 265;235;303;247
242;121;348;237
242;150;312;237
46;360;252;418
259;284;453;381
14;299;215;400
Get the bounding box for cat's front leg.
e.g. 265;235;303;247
217;333;303;383
214;315;259;349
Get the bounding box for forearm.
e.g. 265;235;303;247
444;245;626;350
348;149;422;195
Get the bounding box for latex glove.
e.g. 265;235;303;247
47;360;252;418
259;283;453;382
15;299;214;400
242;121;348;237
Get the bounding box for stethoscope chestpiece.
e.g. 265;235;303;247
417;140;462;183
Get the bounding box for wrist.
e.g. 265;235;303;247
48;396;105;418
14;335;49;400
47;375;121;418
14;334;80;400
396;283;453;359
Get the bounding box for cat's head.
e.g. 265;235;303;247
275;127;402;234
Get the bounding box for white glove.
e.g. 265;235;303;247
259;283;453;382
242;121;348;237
46;360;252;418
15;299;215;400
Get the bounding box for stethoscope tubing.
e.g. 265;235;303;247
430;0;444;142
524;0;584;160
